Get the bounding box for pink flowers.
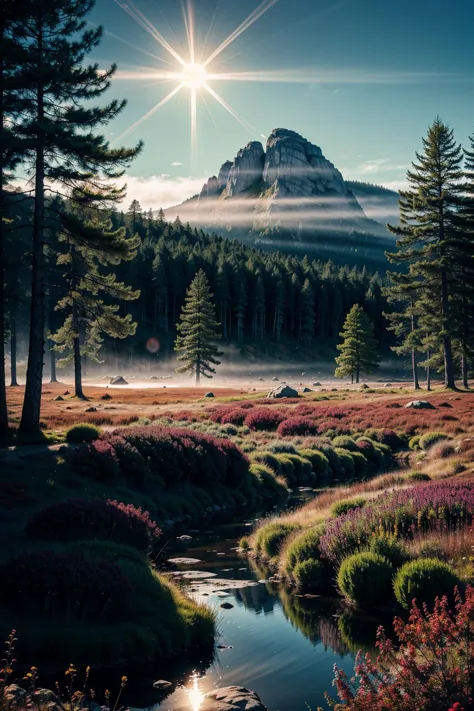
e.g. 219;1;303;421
277;417;319;437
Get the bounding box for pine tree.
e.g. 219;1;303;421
335;304;379;383
175;270;222;385
386;117;464;389
300;278;315;346
14;1;142;435
52;209;140;398
383;274;423;390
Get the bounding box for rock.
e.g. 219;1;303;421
149;375;160;380
33;689;60;706
217;644;234;650
301;372;306;376
177;534;192;541
153;680;172;690
101;393;112;400
271;376;279;381
267;384;299;399
201;687;268;711
331;388;338;392
302;387;312;393
200;175;219;199
205;392;215;398
225;142;265;197
63;391;70;395
110;376;128;385
218;160;233;190
258;377;264;381
438;401;453;408
312;381;321;386
360;383;370;389
405;400;436;409
4;685;28;705
85;406;97;412
384;383;393;387
53;395;64;401
220;602;234;609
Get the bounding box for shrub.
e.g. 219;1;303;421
409;435;421;450
220;409;247;425
285;454;314;484
244;408;285;431
67;539;147;568
416;540;446;560
248;463;287;499
26;498;161;552
250;451;282;473
318;444;342;477
350;451;369;477
277;417;318;437
0;550;132;622
298;449;329;478
239;536;250;551
66;423;101;443
334;448;355;477
369;534;410;568
337;552;393;607
365;427;402;448
393;558;462;609
331;497;366;518
332;436;358;451
293;559;324;592
70;439;121;483
409;471;431;482
323;586;474;710
255;521;300;557
285;525;325;573
419;431;450;450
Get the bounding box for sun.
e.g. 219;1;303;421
181;63;208;89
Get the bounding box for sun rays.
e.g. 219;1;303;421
111;0;278;159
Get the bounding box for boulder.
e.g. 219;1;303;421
271;376;279;381
405;400;436;409
110;376;128;385
53;395;64;401
302;387;312;393
438;401;453;408
220;602;234;609
312;381;321;386
101;393;112;400
201;687;268;711
205;392;215;398
85;406;97;412
267;384;298;399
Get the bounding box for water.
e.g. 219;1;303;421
132;511;382;711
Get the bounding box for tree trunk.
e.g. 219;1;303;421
412;349;420;390
441;270;455;389
20;50;46;435
195;360;200;386
461;353;469;389
426;351;431;391
10;313;18;386
49;339;57;383
356;366;360;384
73;335;84;398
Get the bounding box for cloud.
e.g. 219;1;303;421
380;179;409;192
170;162;183;166
121;174;206;211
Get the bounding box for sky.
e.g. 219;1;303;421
89;0;474;211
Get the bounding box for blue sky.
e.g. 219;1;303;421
90;0;474;210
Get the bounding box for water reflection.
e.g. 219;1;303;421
186;674;204;711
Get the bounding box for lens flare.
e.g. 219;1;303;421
146;337;160;354
181;62;208;89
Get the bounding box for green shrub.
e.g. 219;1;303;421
255;521;300;557
318;444;342;477
416;540;446;560
299;449;329;478
285;454;314;485
285;525;325;573
393;558;461;609
369;534;410;568
333;436;358;452
337;552;394;607
418;432;450;450
66;423;101;443
293;559;324;592
272;453;296;484
267;442;298;454
350;451;369;477
409;435;421;450
409;471;431;482
365;428;403;448
239;536;250;551
334;448;355;477
251;451;282;473
249;463;286;499
331;497;366;518
68;540;147;568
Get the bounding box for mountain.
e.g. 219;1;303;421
345;181;400;227
166;128;399;266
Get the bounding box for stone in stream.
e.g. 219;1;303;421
177;534;193;541
220;602;234;609
201;686;268;711
153;680;172;691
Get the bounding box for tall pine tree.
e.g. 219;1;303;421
386;117;464;389
175;270;222;385
335;304;379;383
13;0;141;434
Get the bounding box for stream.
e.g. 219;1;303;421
121;502;382;711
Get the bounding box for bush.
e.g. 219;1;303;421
331;497;366;518
365;427;403;448
220;409;247;425
248;463;287;500
332;435;358;451
255;521;300;557
285;525;325;573
267;441;298;454
244;408;285;431
0;550;132;622
70;439;121;483
416;540;446;560
350;451;369;477
285;454;314;485
393;558;462;609
337;552;394;607
67;539;147;568
26;498;161;552
293;558;324;592
334;448;355;477
298;449;329;478
409;435;421;450
239;536;250;551
419;431;450;450
66;423;101;443
250;451;282;473
369;534;410;568
409;471;431;482
277;417;318;437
